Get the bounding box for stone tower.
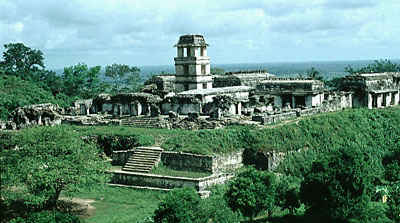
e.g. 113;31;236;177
174;34;213;92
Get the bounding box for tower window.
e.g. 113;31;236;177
203;83;207;89
187;48;191;57
201;47;205;56
184;65;189;75
201;65;206;75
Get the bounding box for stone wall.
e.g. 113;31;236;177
161;152;213;172
161;150;243;173
111;171;233;191
112;149;136;165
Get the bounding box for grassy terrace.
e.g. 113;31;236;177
67;107;400;155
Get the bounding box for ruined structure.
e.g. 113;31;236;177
342;73;400;108
213;70;275;88
2;34;399;131
256;78;325;109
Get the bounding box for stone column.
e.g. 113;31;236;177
368;93;373;109
377;94;383;108
386;93;392;107
394;91;400;105
291;96;296;109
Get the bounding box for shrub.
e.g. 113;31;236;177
153;187;200;223
225;167;277;221
300;146;384;221
10;211;82;223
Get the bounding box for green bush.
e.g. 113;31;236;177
153;187;201;223
300;146;384;221
10;211;82;223
0;76;62;120
225;167;277;221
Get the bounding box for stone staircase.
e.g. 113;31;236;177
122;147;163;173
120;116;166;128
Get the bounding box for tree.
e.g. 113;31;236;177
275;175;301;215
105;63;141;93
345;59;400;75
153;187;201;223
300;146;384;221
61;63;104;99
225;167;276;221
197;186;242;223
0;43;45;78
305;67;324;81
0;126;109;210
0;75;61;120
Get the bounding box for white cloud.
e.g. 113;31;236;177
0;0;399;67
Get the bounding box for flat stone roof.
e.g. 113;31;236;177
259;79;322;84
178;86;252;96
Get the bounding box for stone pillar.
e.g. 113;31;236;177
394;91;400;105
137;103;142;115
291;96;296;109
386;93;392;107
37;115;42;125
368;93;373;109
377;94;383;108
237;102;242;115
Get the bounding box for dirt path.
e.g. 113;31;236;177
58;197;96;219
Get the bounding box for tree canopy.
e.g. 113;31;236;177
105;63;141;94
0;43;45;78
225;167;276;221
0;126;109;210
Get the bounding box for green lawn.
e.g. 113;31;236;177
72;185;166;223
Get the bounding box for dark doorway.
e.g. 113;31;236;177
281;94;292;108
294;96;306;108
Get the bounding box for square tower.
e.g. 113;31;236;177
174;34;213;92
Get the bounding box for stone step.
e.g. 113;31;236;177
124;162;155;167
128;157;158;162
132;153;160;158
136;147;163;151
121;168;151;173
128;159;157;164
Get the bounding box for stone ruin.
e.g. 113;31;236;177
2;35;399;131
1;103;63;130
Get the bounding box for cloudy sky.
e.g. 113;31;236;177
1;0;399;69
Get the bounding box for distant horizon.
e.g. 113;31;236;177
48;58;400;71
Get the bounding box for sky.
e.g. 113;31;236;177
1;0;399;69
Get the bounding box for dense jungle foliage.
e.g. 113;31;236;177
0;43;142;120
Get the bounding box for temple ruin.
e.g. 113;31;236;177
1;34;399;130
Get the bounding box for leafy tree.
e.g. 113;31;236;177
305;67;324;81
61;63;104;99
197;186;242;223
0;126;109;210
345;59;400;75
153;187;201;223
300;146;384;221
0;75;61;120
387;184;400;222
225;167;276;221
0;43;45;78
9;210;82;223
105;63;141;93
276;175;301;215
